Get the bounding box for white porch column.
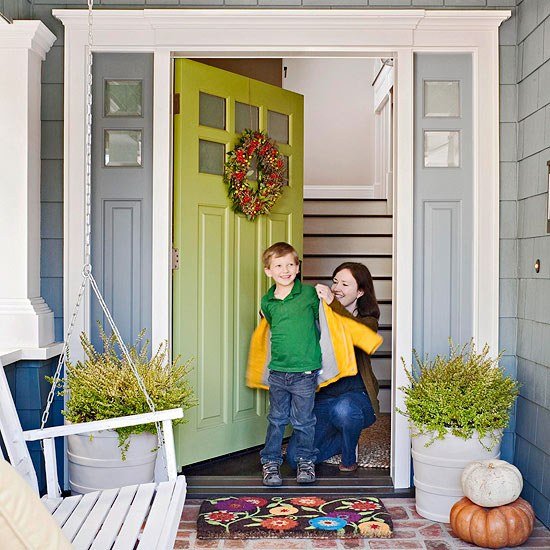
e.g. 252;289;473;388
0;20;57;348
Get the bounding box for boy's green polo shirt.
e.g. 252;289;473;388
261;279;322;373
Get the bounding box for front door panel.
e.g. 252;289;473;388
173;59;303;466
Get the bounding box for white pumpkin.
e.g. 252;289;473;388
461;459;523;507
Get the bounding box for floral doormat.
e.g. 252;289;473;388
197;496;393;539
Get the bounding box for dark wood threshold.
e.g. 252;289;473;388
182;446;407;498
184;476;408;499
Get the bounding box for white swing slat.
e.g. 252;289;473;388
90;484;138;550
42;496;64;514
52;494;83;526
137;479;177;549
112;483;156;550
150;476;188;550
62;491;101;541
72;488;120;549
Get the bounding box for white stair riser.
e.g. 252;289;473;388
302;256;392;279
377;328;391;352
304;200;388;216
304;216;393;235
306;278;392;301
304;236;392;255
371;357;391;381
379;303;392;326
379;388;392;414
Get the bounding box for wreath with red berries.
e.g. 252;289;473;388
223;129;286;221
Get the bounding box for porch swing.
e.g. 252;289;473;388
0;0;186;547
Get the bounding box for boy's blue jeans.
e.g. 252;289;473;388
260;370;318;466
286;390;376;469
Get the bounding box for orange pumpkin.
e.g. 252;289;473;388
450;497;535;549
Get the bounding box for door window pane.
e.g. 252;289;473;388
235;101;259;133
424;130;460;168
282;155;289;185
268;110;289;144
199;139;225;175
105;80;142;117
104;129;142;167
424;80;460;118
199;92;226;130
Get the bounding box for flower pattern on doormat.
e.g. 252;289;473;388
197;496;393;539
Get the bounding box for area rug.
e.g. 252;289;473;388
197;496;393;539
324;413;390;469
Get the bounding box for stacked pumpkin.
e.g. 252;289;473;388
450;460;535;549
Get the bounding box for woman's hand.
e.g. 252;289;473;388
315;284;334;304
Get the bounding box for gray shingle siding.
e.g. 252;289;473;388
515;0;550;528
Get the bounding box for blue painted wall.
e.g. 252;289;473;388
3;359;64;494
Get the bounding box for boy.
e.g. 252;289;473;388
259;242;321;487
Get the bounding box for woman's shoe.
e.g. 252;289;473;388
339;462;358;472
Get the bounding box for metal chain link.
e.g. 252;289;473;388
40;0;167;472
40;274;87;430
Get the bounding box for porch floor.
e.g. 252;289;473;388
175;498;550;549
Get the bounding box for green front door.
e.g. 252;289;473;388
173;59;304;466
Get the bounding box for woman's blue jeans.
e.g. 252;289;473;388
286;390;376;469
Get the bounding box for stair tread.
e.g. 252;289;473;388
304;198;389;202
304;214;393;218
302;275;392;281
304;233;393;238
304;254;393;259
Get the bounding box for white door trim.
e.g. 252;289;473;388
53;8;510;490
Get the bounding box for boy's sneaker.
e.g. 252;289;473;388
296;460;316;484
262;462;282;487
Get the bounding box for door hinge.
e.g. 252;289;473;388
172;246;180;270
173;93;180;115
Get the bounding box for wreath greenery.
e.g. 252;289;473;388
223;129;286;221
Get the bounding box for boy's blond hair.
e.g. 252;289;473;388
262;242;300;269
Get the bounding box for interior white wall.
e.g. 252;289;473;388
282;58;376;193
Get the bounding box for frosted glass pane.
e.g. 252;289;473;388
235;101;259;133
199;139;225;175
105;80;142;117
104;130;142;167
424;131;460;168
283;155;289;186
268;110;289;144
199;92;225;130
424;80;460;117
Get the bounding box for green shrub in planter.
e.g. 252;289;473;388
397;341;519;450
50;327;197;457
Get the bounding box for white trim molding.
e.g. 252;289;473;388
0;21;57;349
53;8;510;490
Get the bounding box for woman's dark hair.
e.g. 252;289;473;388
332;262;380;320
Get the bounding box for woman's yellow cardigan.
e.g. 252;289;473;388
246;300;383;390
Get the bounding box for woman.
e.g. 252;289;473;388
287;262;380;472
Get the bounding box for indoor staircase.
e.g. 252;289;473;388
303;198;393;414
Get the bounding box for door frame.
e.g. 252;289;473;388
54;8;510;490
